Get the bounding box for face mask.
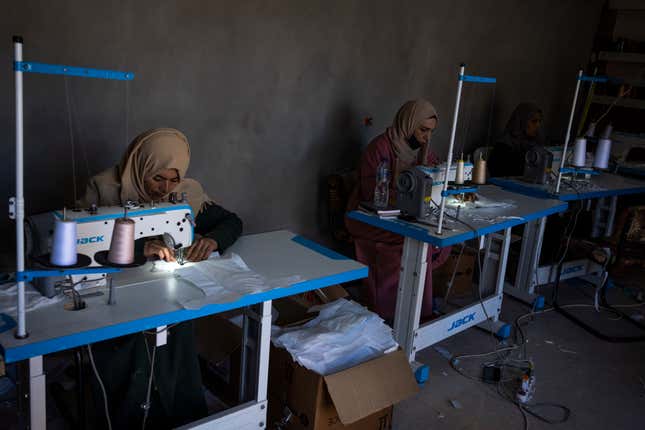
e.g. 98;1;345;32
407;135;422;150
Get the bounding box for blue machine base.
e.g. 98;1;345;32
415;364;430;385
532;296;545;311
496;324;512;339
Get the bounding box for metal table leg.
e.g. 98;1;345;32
392;237;429;383
29;355;46;430
182;301;271;430
504;217;546;309
407;230;513;373
476;228;513;338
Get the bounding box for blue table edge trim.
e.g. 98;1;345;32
1;266;368;363
347;201;567;247
291;236;349;260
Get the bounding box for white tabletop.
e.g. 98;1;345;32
489;173;645;201
0;230;366;363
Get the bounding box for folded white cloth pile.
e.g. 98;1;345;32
272;299;398;375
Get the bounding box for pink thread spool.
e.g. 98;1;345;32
107;218;135;265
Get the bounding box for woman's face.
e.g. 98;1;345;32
413;117;437;145
526;112;543;138
144;168;180;201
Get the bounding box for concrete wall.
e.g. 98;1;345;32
0;0;603;252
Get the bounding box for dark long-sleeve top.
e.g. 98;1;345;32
133;203;242;256
82;166;243;253
194;202;243;252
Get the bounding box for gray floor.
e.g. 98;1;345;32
2;280;644;429
394;286;645;430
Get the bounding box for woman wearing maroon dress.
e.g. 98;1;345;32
346;99;451;321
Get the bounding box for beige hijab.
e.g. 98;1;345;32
386;99;438;178
82;128;212;215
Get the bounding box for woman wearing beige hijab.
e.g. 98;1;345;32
346;99;451;321
82;128;241;427
83;127;242;261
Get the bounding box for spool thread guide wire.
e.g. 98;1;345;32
11;35;134;338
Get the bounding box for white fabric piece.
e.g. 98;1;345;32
175;253;301;309
272;299;398;375
179;288;242;310
149;251;220;273
0;282;63;315
446;194;516;209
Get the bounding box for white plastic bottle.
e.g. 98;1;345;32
373;159;390;208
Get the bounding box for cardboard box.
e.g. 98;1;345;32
196;297;324;404
273;296;318;327
268;346;419;430
197;295;418;430
433;248;476;299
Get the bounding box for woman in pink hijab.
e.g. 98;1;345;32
346;99;451;321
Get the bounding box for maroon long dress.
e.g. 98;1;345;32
346;133;451;320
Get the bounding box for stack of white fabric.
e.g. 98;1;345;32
272;299;398;375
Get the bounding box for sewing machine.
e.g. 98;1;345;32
28;202;194;296
523;146;554;184
396;163;473;218
611;132;645;177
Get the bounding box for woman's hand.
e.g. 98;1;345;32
185;236;218;262
144;239;176;262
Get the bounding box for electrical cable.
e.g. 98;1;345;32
141;335;157;430
549;201;583;305
440;243;465;313
140;326;178;429
55;275;105;289
456;305;573;429
429;196;573;429
87;344;112;430
430;198;505;351
548;197;645;342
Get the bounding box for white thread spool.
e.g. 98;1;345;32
50;218;78;266
572;138;587;167
455;156;465;185
601;123;613;139
107;218;135;265
594;138;612;169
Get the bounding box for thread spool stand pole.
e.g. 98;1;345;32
437;64;465;235
13;36;27;338
10;36;134;339
555;69;583;194
106;275;115;305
